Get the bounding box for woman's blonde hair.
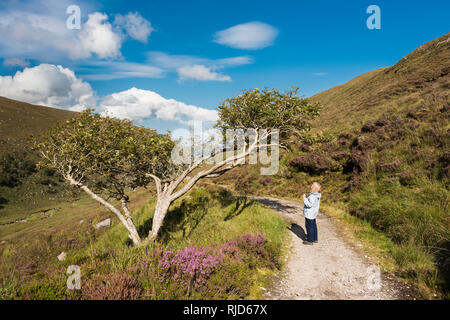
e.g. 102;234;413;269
311;182;321;193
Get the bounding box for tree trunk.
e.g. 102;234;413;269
148;197;171;241
145;134;261;242
79;185;142;246
121;199;142;246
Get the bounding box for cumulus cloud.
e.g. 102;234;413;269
3;58;30;68
114;12;154;43
0;63;217;125
99;87;218;124
0;64;97;111
0;1;152;61
76;12;123;59
213;22;278;50
177;65;231;82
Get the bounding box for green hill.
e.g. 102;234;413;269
310;32;450;133
0;97;78;223
0;96;77;153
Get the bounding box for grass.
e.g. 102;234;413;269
0;185;289;300
321;202;443;299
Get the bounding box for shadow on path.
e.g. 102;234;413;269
249;197;300;215
289;223;306;241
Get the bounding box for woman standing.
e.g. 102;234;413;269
302;182;321;245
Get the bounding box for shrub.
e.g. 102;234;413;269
289;153;340;174
159;246;222;284
0;151;37;187
258;177;272;186
378;159;401;173
82;272;142;300
235;172;254;195
134;233;279;299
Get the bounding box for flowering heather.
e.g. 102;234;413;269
222;233;266;259
158;246;223;285
79;233;276;300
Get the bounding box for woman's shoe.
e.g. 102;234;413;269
303;241;313;245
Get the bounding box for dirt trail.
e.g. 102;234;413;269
248;195;402;300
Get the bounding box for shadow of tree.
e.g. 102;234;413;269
158;200;210;244
137;217;153;240
224;196;254;221
252;198;299;215
216;189;234;208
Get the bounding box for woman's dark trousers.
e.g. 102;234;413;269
305;218;318;242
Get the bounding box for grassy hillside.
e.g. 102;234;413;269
0;97;79;224
310;32;450;134
212;32;450;298
0;96;77;152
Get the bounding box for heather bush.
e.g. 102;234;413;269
82;272;143;300
289;153;340;174
157;246;223;295
77;232;280;300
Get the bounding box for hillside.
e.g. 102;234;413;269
310;32;450;133
0;98;79;223
0;96;77;153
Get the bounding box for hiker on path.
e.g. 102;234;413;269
302;182;321;245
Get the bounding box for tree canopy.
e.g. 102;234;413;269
216;87;321;141
36;110;175;199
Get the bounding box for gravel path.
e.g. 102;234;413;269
248;195;402;300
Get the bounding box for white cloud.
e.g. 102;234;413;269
0;63;97;111
147;52;252;69
99;87;218;124
177;65;231;82
0;63;218;125
0;1;151;61
216;56;253;66
3;58;30;68
76;12;122;59
146;52;252;82
213;22;278;50
114;12;154;43
80;61;164;81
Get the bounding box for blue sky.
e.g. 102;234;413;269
0;0;448;132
